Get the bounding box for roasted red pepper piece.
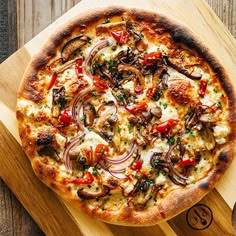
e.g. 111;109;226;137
143;51;162;66
93;76;109;90
127;174;135;181
134;85;144;94
146;86;158;98
130;160;143;171
126;102;148;115
68;171;94;185
59;110;71;125
199;80;207;97
111;30;130;44
95;144;109;159
76;59;83;79
48;73;57;90
152;119;178;134
179;158;196;167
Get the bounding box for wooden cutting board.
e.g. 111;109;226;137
0;0;236;235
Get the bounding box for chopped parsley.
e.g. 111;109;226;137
167;137;175;145
217;101;222;107
163;103;168;109
102;18;110;24
213;88;218;93
117;94;124;100
118;126;122;133
135;174;140;179
92;92;98;98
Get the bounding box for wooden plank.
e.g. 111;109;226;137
0;121;83;236
17;0;80;48
168;189;236;235
0;0;17;62
0;1;234;235
206;0;236;38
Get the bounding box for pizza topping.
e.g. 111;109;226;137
83;103;96;127
59;109;71;125
95;144;109;159
143;51;162;66
63;134;85;170
52;87;67;117
198;80;208;97
178;158;196;167
61;35;91;62
200;128;216;150
111;30;130;44
68;171;94;185
75;59;83;79
85;38;114;78
38;145;60;161
130;160;143;171
152;119;178;135
77;185;110;200
37;133;54;146
166;49;202;80
48;73;58;90
96;21;126;35
118;64;145;86
126;102;148;115
150;107;162;119
93;76;109;90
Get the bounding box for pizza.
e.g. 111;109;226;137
16;7;236;226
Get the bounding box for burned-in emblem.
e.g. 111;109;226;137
186;204;213;230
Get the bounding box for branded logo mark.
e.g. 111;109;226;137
186;204;213;230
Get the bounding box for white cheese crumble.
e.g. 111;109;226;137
155;172;167;185
213;124;230;144
122;80;135;94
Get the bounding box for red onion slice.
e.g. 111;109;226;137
63;134;85;170
84;38;114;78
71;87;94;131
104;143;137;164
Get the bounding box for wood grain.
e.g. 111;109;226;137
0;0;235;235
0;0;17;62
0;121;83;236
17;0;81;48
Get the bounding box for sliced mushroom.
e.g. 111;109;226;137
116;48;136;65
37;133;54;146
118;64;145;86
201;128;216;150
167;57;202;80
150;107;162;119
77;185;110;200
96;21;126;35
128;115;138;124
134;126;148;146
52;86;66;117
83;103;96;127
136;39;148;52
199;113;217;123
133;183;155;207
38;146;60;161
61;35;91;62
150;152;164;168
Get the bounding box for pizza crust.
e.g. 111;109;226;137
17;6;236;226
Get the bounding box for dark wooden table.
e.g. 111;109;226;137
0;0;235;235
